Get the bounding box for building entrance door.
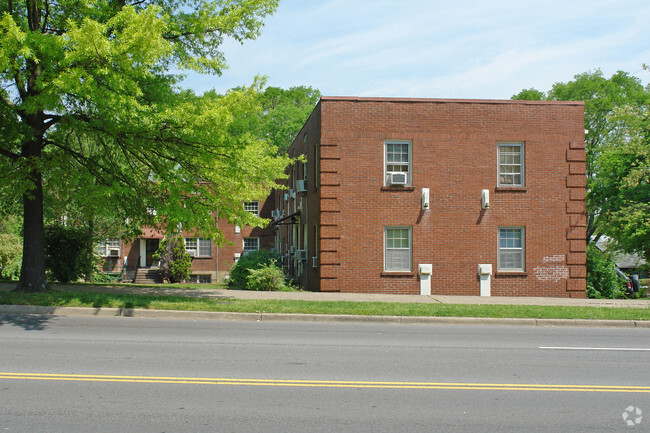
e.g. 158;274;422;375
145;239;160;267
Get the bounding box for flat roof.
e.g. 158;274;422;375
320;96;584;106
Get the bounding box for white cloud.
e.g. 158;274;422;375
182;0;650;99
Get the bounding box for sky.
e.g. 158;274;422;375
182;0;650;99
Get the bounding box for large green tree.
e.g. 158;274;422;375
597;106;649;261
512;70;650;259
255;85;321;154
212;84;321;154
0;0;291;292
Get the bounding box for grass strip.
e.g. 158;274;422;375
0;290;648;321
53;282;230;290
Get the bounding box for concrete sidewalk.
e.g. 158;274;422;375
1;283;649;327
2;282;648;308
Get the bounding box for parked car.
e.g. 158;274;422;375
615;268;633;295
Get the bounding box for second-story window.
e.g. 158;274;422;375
385;141;411;186
498;142;524;187
244;201;259;216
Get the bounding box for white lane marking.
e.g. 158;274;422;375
540;347;650;351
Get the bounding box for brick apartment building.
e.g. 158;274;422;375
273;96;587;297
97;200;274;283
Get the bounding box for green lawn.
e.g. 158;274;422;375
0;289;648;321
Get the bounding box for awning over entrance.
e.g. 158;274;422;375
271;210;301;226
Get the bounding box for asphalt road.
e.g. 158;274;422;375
1;314;649;432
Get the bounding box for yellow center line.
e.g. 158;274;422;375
0;372;648;393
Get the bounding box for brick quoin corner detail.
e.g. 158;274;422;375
274;97;586;298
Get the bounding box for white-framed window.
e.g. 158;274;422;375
188;274;212;284
385;140;412;186
184;238;212;257
384;227;411;272
243;237;259;255
498;142;524;187
498;227;525;271
244;201;259;216
97;239;121;257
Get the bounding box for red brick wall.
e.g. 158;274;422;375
217;196;276;280
289;97;586;297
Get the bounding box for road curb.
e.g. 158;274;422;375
121;308;262;321
1;304;648;328
0;305;121;317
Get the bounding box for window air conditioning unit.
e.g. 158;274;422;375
312;256;318;268
389;172;408;185
109;249;119;257
297;250;307;261
271;210;278;219
186;249;196;257
296;180;307;193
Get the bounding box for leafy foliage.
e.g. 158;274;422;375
596;109;650;261
0;233;22;280
586;245;625;299
512;69;650;261
153;235;192;283
0;0;289;291
255;86;321;154
246;263;293;291
0;216;23;280
228;249;279;288
43;225;96;284
223;85;321;154
511;88;546;100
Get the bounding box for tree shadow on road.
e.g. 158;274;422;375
0;313;56;331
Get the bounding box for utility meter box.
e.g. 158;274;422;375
418;264;432;295
478;264;492;275
478;264;492;296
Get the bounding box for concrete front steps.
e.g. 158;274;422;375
133;268;162;285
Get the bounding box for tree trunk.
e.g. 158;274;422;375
16;141;49;292
14;3;49;292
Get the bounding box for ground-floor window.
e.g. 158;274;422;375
188;274;212;284
243;237;259;255
184;238;212;257
384;227;411;271
97;239;121;257
498;227;525;271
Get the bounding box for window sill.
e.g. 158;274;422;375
494;271;528;277
381;271;416;277
381;186;415;192
495;187;527;192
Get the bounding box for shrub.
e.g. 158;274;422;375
228;249;280;288
91;271;119;283
44;225;95;283
154;235;192;283
0;233;22;280
0;215;23;280
246;263;293;291
586;245;625;299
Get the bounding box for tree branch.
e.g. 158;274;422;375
41;0;50;33
163;27;223;41
0;146;20;161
